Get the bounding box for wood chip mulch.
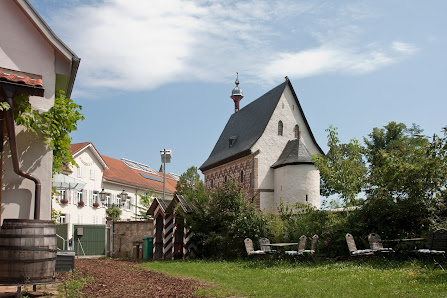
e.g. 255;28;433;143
75;258;209;297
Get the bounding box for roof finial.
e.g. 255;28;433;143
285;76;289;81
230;72;243;113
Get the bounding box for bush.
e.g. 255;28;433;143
184;181;268;259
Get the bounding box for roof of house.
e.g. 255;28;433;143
101;155;177;194
0;68;43;87
146;195;194;216
69;142;177;194
200;79;323;172
271;138;314;169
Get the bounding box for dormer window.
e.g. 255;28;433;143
278;121;283;136
229;136;237;148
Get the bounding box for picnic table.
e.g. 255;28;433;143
381;238;425;243
266;243;299;247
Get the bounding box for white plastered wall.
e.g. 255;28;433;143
0;1;70;222
252;84;321;212
274;164;320;210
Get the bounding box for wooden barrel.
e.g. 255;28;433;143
0;219;57;284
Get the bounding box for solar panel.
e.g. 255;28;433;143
122;158;159;175
139;173;163;182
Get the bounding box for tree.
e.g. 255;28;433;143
313;126;367;206
315;122;447;236
175;166;206;204
133;192;155;220
14;91;84;174
106;207;121;221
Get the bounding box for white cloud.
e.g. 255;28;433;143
49;0;419;94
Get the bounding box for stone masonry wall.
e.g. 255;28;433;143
203;155;256;204
113;220;154;258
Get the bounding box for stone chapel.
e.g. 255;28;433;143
200;76;324;212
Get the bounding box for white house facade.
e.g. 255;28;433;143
53;142;178;240
1;0;80;223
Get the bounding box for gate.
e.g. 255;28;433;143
56;223;68;250
73;224;106;256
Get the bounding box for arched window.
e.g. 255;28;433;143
278;121;283;136
294;125;300;138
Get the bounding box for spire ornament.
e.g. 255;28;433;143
230;72;243;113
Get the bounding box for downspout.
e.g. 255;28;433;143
1;85;42;220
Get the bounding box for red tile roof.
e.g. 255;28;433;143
101;155;177;194
69;142;91;155
69;142;177;194
0;69;43;87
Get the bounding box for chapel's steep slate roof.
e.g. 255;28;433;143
200;81;288;171
200;79;324;172
271;138;314;169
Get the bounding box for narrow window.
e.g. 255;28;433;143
306;194;308;202
77;191;83;203
240;171;244;183
294;125;300;138
224;176;228;183
77;167;83;178
210;179;214;188
278;121;283;136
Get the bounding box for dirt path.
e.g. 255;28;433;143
76;258;208;297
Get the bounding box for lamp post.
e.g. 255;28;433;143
120;189;128;208
160;149;172;200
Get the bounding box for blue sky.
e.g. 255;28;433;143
29;0;447;177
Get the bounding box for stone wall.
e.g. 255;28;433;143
112;220;153;258
203;154;256;202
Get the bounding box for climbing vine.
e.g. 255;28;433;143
12;91;84;174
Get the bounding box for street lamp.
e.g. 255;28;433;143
120;189;128;207
160;149;172;200
99;188;106;202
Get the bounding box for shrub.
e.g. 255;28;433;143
184;181;268;259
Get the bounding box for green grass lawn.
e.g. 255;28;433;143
140;259;447;297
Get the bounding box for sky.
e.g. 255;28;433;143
29;0;447;177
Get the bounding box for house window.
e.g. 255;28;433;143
240;171;244;183
278;121;283;136
59;214;66;224
294;125;300;138
224;176;228;183
210;179;214;188
117;196;122;209
306;194;308;202
77;167;83;178
92;191;99;204
90;169;95;180
126;198;131;210
77;191;83;203
105;195;111;207
59;189;66;201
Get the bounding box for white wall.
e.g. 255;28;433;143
274;164;320;210
252;84;321;212
0;1;70;221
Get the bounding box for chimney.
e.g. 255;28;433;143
230;72;243;113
